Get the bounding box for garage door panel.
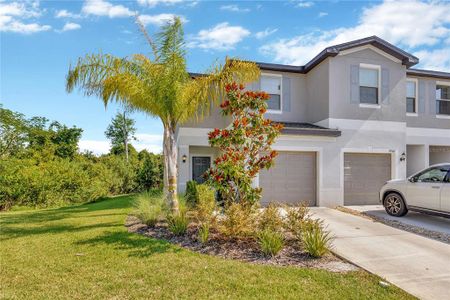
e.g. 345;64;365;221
344;153;391;205
260;151;316;206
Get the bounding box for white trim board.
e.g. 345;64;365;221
315;119;406;132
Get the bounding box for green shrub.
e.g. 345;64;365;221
219;202;256;239
258;229;284;257
194;185;216;223
283;203;311;240
198;223;210;244
185;180;199;207
301;220;333;258
258;203;283;233
133;190;165;227
167;211;189;235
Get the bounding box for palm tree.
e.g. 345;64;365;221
66;17;260;212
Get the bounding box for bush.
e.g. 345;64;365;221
258;229;284;257
185;180;199;207
301;220;333;258
258;203;283;233
283;203;311;240
133;190;165;227
167;210;189;236
194;185;216;223
219;202;256;239
198;223;210;244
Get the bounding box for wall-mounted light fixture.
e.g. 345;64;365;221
400;152;406;162
182;154;187;163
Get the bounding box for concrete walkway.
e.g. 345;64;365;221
310;208;450;300
346;205;450;235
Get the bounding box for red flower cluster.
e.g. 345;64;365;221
208;128;221;139
259;107;267;114
225;82;245;92
220;100;230;108
243;91;270;100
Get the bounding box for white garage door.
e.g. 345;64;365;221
344;153;391;205
260;152;316;206
429;146;450;165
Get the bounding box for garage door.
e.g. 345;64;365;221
429;146;450;165
344;153;391;205
260;152;316;206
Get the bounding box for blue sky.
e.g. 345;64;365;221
2;0;450;154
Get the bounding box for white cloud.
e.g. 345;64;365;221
318;12;328;18
188;22;250;50
220;5;250;13
137;0;183;7
79;140;111;155
260;0;450;66
295;1;314;8
62;22;81;32
0;1;51;34
79;134;163;155
55;9;81;19
82;0;133;18
414;49;450;72
138;14;187;27
255;28;277;39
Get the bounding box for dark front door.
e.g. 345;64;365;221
192;156;211;184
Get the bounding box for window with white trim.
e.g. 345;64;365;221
261;75;282;111
436;84;450;115
359;66;379;104
406;80;417;113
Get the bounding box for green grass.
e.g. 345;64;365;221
0;196;414;299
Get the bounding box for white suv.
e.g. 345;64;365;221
379;163;450;217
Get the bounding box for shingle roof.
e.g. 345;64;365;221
406;68;450;80
278;122;341;137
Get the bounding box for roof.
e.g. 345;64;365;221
256;36;448;78
406;68;450;80
278;122;341;137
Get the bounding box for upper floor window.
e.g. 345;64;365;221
261;74;282;112
359;64;380;105
436;83;450;115
406;80;417;113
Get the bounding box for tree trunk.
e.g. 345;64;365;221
163;124;179;214
123;110;129;163
162;131;169;197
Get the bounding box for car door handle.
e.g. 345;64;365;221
431;186;441;189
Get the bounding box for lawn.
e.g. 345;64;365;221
0;196;415;299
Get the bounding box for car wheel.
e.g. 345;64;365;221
383;193;407;217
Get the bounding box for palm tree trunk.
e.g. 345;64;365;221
162;132;169;197
163;124;179;214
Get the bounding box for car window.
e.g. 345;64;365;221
416;167;450;183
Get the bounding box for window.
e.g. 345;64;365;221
406;80;417;113
414;166;449;183
192;156;211;184
359;66;379;104
436;84;450;115
261;74;281;111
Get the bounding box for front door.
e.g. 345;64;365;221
407;166;449;210
192;156;211;184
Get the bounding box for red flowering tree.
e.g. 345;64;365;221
206;82;283;205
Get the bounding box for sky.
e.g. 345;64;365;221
1;0;450;154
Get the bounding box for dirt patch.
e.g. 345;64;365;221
126;215;358;273
337;207;450;244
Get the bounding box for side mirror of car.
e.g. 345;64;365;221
409;176;418;183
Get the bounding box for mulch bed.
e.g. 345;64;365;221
126;215;358;273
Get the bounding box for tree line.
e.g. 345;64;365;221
0;106;163;210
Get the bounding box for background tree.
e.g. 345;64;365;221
207;83;283;205
0;106;28;158
66;17;260;212
105;110;137;162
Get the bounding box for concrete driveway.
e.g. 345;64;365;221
311;208;450;300
346;205;450;235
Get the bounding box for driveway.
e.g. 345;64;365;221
311;208;450;300
346;205;450;235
